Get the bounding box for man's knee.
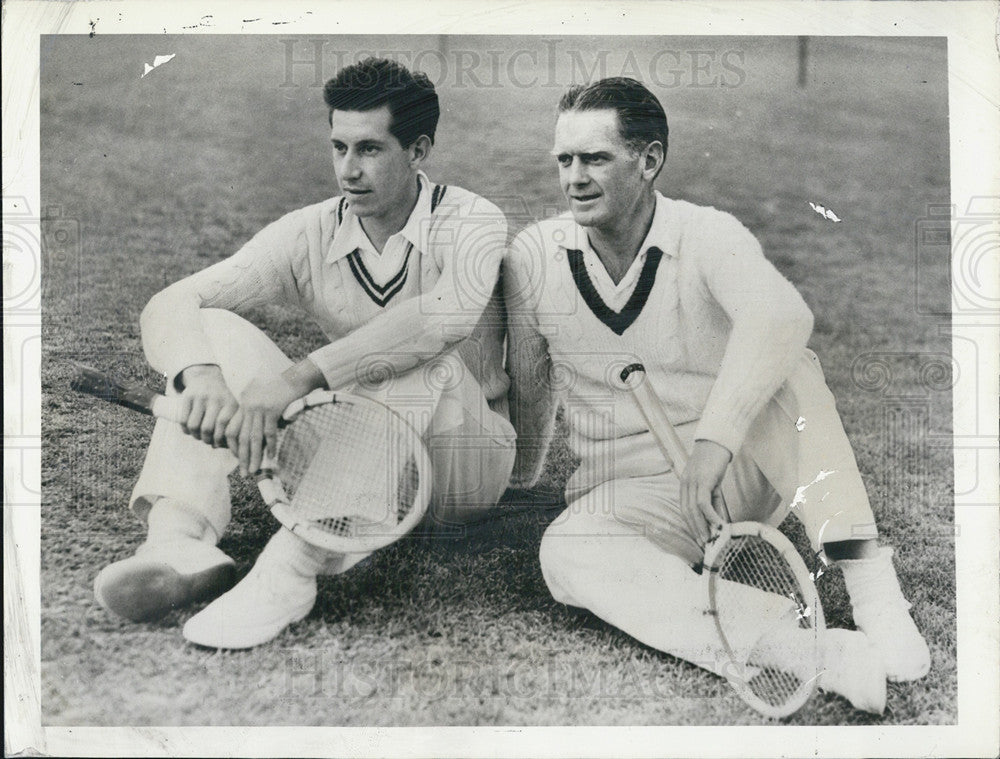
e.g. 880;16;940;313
196;309;292;390
538;503;609;578
418;433;515;533
198;308;268;345
539;515;580;601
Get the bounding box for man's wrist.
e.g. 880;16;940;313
177;363;223;390
693;437;733;462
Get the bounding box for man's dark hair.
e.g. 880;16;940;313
324;57;440;147
558;77;668;155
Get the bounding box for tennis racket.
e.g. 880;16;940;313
70;362;432;554
620;362;824;718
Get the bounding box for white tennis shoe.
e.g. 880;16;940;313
182;528;322;649
818;628;887;714
839;546;931;682
94;538;236;622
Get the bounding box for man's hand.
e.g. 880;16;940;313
178;364;240;448
225;358;326;476
225;373;302;477
678;439;732;545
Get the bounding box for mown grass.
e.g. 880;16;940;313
40;35;953;726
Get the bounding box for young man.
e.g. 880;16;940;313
505;77;930;713
94;58;515;649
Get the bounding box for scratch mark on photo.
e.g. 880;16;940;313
808;201;842;223
142;54;177;79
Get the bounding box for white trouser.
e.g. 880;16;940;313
131;309;516;570
540;351;877;674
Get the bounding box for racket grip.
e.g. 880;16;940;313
622;363;730;530
620;363;689;470
149;394;188;424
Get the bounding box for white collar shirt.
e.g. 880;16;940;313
327;171;433;285
573;194;676;312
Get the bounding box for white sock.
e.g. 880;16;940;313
256;527;329;580
146;497;218;544
838;545;908;608
838;545;930;681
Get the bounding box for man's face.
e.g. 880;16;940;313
330;105;415;221
553;109;647;230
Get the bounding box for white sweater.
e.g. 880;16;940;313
505;193;814;490
140;172;509;403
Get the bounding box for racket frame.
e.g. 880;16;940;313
255;390;433;554
704;521;825;719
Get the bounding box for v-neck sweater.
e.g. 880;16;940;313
140;173;509;401
506;193;814;460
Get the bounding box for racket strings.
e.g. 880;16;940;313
715;535;819;711
275;401;423;539
721;537;808;619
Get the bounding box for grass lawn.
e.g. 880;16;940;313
39;35;954;726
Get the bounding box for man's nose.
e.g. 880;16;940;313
340;151;362;179
567;158;588;185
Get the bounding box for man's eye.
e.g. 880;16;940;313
332;144;347;154
556;155;572;167
363;145;380;155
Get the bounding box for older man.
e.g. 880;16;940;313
505;77;930;713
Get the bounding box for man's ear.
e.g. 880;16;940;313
642;140;665;182
409;134;433;167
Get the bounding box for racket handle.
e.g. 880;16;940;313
70;361;296;442
70;361;187;423
621;363;730;531
620;363;689;470
149;394;187;424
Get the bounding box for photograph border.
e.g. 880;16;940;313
5;1;999;757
